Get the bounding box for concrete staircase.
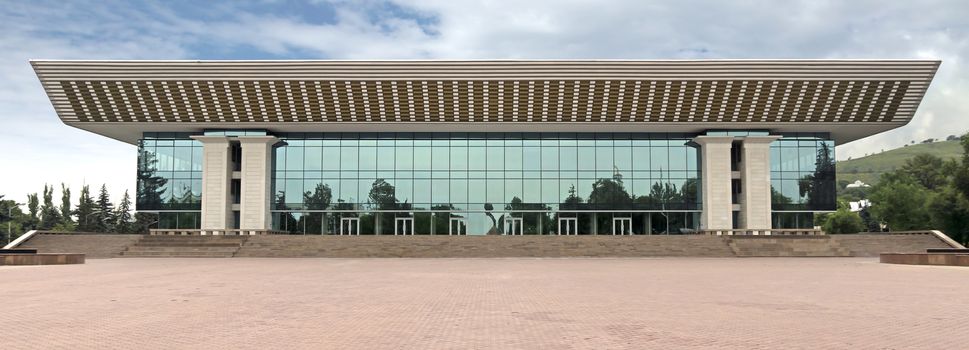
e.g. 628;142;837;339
122;236;247;258
234;235;737;258
831;233;953;257
725;236;852;257
17;231;959;258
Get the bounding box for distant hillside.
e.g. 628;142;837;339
837;139;963;186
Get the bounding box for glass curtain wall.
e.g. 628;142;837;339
136;132;203;229
770;133;836;228
133;131;835;232
270;132;702;235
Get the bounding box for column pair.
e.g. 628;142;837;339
191;135;279;232
692;135;779;231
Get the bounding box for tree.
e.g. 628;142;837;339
898;154;949;190
821;205;865;234
114;190;134;234
367;179;398;234
798;142;836;210
588;174;632;209
133;212;159;234
771;186;793;207
1;196;28;241
869;175;931;231
39;184;62;230
562;184;583;207
26;192;39;230
926;185;969;245
74;185;98;232
136;145;168;209
951;134;969;201
59;183;72;226
368;179;398;210
93;184;116;232
303;183;333;210
858;207;880;232
302;184;333;235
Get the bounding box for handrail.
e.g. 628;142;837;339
3;230;38;249
928;230;967;249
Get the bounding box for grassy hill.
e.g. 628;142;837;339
837;139;963;186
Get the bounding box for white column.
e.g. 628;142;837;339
238;136;279;231
692;136;735;230
740;136;781;230
190;136;233;231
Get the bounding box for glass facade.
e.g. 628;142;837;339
134;130;836;232
136;133;203;211
136;133;204;229
770;133;837;213
270;132;702;235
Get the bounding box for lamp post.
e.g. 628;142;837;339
6;202;25;245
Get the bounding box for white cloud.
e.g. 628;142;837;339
0;0;967;206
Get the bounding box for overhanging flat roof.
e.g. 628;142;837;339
31;59;940;144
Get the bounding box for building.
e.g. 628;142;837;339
845;180;871;189
31;60;939;235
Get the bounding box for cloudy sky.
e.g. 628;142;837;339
0;0;966;204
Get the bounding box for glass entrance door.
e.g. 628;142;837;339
558;217;578;235
339;217;360;235
395;217;414;235
449;218;467;235
612;217;632;235
505;217;523;235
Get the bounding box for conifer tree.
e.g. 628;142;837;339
133;212;158;234
74;185;97;232
94;184;115;232
114;190;133;234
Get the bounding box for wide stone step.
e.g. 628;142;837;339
122;251;234;257
120;235;248;257
132;242;242;247
231;235;738;257
726;237;853;257
126;246;240;252
139;237;247;242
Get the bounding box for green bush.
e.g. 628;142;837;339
822;207;865;234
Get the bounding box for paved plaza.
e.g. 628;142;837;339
2;258;967;349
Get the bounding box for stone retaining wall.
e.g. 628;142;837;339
19;234;143;258
880;253;969;266
0;253;85;265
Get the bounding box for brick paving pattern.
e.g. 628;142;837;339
1;258;967;349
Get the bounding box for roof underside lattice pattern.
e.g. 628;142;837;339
52;79;916;124
31;60;940;143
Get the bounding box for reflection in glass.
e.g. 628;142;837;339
251;132;832;234
770;133;837;212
